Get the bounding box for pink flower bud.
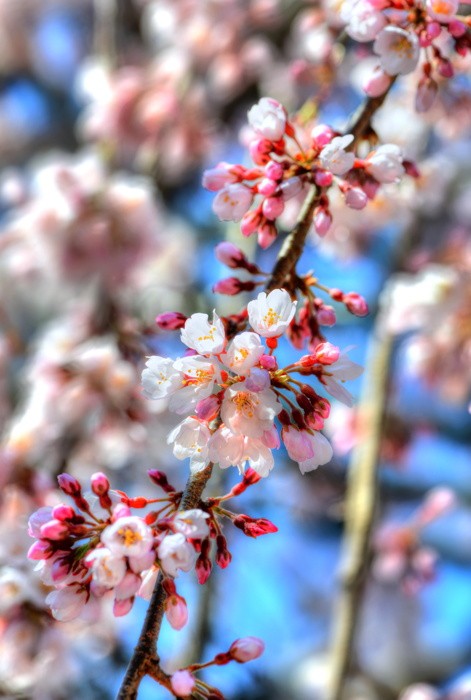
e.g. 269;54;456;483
233;515;278;537
240;209;262;237
148;470;176;493
202;162;237;191
314;342;340;365
363;67;392;97
311;124;334;148
437;58;453;78
258;178;278;196
426;21;441;38
195;395;221;422
27;540;52;560
165;594;188;630
91;472;110;496
415;78;438;112
170;670;196;698
262;196;284;220
216;535;232;569
314;207;332;236
306;412;325;430
214;241;247;269
315;170;333;187
28;507;54;537
213;277;256;295
155;312;187;330
343;292;369;317
249;138;272;166
449;19;466;36
317;305;336;326
229;636;265;663
264;161;284;180
245;368;270;392
259;354;277;370
344;187;368;210
52;504;75;521
40;519;70;540
57;473;82;496
262;426;280;449
257;222;277;248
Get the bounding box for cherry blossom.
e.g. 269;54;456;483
373;27;420;76
167;417;212;473
319;135;356;176
221;380;281;438
247;97;287;141
180;311;226;355
158;533;197;577
247;289;297;338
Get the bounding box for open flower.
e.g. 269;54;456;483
221;381;281;438
366;144;404;183
221;332;264;375
167;417;211;473
247;289;297;338
181;312;226;355
373;27;420;76
209;426;275;476
101;516;154;558
282;426;333;473
141;356;182;400
158;533;196;577
319;135;355;176
212;184;253;222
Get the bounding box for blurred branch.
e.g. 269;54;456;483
327;306;393;700
94;0;117;67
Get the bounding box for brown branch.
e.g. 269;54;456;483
116;463;213;699
327;310;392;700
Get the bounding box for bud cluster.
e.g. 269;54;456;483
203;97;410;246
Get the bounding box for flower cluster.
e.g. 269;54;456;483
203;97;408;246
372;487;455;593
144;288;363;477
27;471;210;623
339;0;471;109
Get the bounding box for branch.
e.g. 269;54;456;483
116;463;213;699
327;309;392;700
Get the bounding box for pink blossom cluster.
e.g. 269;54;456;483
27;471;211;623
373;487;456;593
203;97;408;246
144;288;363;477
338;0;471;109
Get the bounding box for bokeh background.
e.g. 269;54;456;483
1;1;471;699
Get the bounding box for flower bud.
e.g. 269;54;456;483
213;277;256;295
314;207;332;236
240;209;262;237
343;292;369;317
155;312;187;330
249;138;272;166
258;178;278;196
265;161;284;180
257;221;277;249
317;305;336;326
363;67;392;97
233;514;278;537
259;354;277;370
344;187;368;210
148;470;176;493
165;594;188;630
214;241;248;269
40;519;70;540
311;124;334;148
57;473;82;496
170;670;196;698
229;636;265;663
52;504;75;521
262;195;284;220
216;535;232;569
314;342;340;365
195;395;221;422
315;170;333;187
91;472;110;496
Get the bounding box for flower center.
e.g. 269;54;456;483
118;526;143;548
232;391;256;418
263;307;281;327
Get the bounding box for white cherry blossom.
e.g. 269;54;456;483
220;380;281;438
212;184;253;222
209;426;275;476
247;97;287;141
366;144;404;183
341;0;387;42
170;355;220;414
319;135;355;176
101;516;154;558
141;356;182;400
283;426;333;473
373;27;420;76
173;509;210;539
86;548;127;588
181;311;226;355
247;289;297;338
426;0;458;22
167;417;211;472
46;588;88;622
221;332;264;375
158;533;196;577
